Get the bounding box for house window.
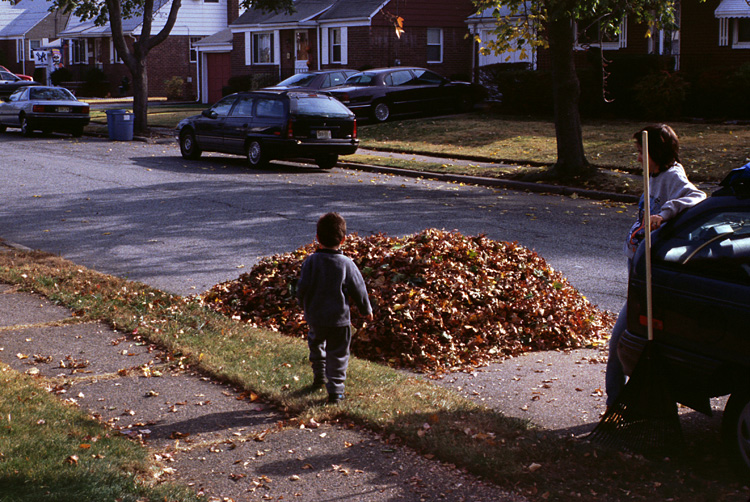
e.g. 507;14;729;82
252;32;274;64
16;39;24;63
71;39;87;64
28;40;41;60
190;37;201;63
426;28;442;63
576;17;626;49
110;40;123;64
735;18;750;47
329;27;342;63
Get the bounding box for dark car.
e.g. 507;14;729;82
177;90;359;169
0;69;38;96
0;85;90;137
328;67;484;122
618;172;750;473
265;70;358;91
0;65;33;81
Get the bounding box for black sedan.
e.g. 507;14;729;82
265;70;358;91
618;168;750;474
328;67;484;122
0;86;89;137
177;90;359;169
0;69;38;97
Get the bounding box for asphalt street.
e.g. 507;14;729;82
0;133;633;314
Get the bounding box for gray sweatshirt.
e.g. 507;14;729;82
297;248;373;327
625;162;706;258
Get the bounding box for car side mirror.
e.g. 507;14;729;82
202;109;218;119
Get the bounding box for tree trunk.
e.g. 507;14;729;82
130;59;148;135
547;15;593;178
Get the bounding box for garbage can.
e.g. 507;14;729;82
106;109;134;141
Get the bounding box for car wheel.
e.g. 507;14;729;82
246;140;268;168
20;115;33;137
179;129;202;160
316;154;338;170
372;101;391;122
722;389;750;478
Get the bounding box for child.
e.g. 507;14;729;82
606;124;706;406
297;212;373;404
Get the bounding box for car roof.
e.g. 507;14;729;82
229;89;335;99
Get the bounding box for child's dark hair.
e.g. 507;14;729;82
633;124;680;171
317;212;346;248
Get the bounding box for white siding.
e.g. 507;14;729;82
133;0;228;36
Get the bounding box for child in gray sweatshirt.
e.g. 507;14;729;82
297;212;373;404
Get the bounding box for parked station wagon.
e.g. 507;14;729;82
177;90;359;169
618;169;750;474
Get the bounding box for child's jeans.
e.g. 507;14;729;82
307;325;352;395
606;303;628;406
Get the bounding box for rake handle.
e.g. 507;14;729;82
642;131;654;343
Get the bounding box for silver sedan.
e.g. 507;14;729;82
0;86;90;137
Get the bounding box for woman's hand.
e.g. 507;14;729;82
650;214;665;229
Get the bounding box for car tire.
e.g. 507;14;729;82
371;101;391;122
316;154;338;170
722;389;750;478
246;140;268;168
179;129;202;160
20;115;33;137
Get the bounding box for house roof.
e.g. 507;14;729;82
194;27;232;46
318;0;389;23
233;0;334;27
714;0;750;18
0;0;56;38
60;0;171;37
232;0;389;28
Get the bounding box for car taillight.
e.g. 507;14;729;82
81;106;90;114
286;119;294;139
639;315;664;331
32;105;45;113
352;119;357;139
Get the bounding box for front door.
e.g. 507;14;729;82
295;30;309;74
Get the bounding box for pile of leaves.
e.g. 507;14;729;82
199;229;614;373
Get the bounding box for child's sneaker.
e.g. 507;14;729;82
327;393;345;404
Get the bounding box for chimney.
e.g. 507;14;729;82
227;0;239;24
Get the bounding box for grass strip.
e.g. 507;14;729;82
0;362;200;502
1;249;748;500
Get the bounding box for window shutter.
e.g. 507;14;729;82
245;32;252;65
273;30;280;65
340;27;348;65
719;18;729;46
322;28;329;65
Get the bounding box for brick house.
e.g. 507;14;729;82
218;0;476;104
467;1;750;77
56;0;240;98
0;0;70;79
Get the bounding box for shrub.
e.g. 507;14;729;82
164;76;185;100
479;64;553;116
50;67;73;86
632;71;689;119
79;67;109;98
726;63;750;119
223;73;278;96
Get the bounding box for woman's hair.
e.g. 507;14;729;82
633;124;680;171
317;212;346;248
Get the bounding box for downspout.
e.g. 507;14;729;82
316;25;321;70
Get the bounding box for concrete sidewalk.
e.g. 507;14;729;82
0;280;525;502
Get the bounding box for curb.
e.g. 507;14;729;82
339;161;640;203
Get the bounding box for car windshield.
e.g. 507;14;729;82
276;73;317;87
294;96;351;118
0;70;20;81
345;73;376;86
29;87;76;101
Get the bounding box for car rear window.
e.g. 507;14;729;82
293;96;352;118
30;88;76;101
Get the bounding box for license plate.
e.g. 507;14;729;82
57;106;72;113
316;129;331;140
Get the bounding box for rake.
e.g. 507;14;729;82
588;130;684;456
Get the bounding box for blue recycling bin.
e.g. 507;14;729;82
106;109;134;141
